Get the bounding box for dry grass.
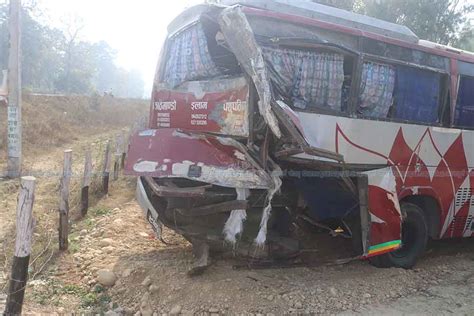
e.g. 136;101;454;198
0;94;148;157
0;94;148;300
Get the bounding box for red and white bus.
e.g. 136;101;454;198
125;0;474;272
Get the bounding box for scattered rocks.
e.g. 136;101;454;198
10;153;474;316
97;269;117;287
0;293;7;314
122;268;133;278
113;218;124;226
103;246;115;254
149;284;159;293
140;293;153;316
141;276;152;287
170;305;182;315
100;238;115;247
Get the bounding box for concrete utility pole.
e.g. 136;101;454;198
7;0;22;178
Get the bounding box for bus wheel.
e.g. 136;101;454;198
369;203;428;269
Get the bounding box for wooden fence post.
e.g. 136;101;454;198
121;131;127;169
5;176;36;315
59;149;72;251
102;140;111;195
123;128;134;169
113;135;122;181
80;149;92;217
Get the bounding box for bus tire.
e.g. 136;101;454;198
369;203;428;269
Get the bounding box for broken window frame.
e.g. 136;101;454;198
158;17;244;90
355;59;396;119
261;39;361;118
453;74;474;130
353;53;451;128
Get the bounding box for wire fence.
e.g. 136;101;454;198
0;115;147;311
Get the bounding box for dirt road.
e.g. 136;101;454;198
3;175;474;315
2;133;474;315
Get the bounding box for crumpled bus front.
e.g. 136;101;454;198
124;128;272;189
124;2;409;273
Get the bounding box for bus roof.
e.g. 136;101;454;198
168;0;474;63
223;0;419;44
418;40;474;60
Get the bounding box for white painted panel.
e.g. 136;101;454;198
462;132;474;168
296;112;474;169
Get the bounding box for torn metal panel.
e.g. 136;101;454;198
143;176;210;198
273;100;344;163
223;188;250;243
255;165;283;246
124;129;272;189
136;178;163;240
218;6;282;138
357;174;370;256
363;167;402;257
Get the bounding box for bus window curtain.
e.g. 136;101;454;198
392;66;441;123
163;23;221;88
454;76;474;128
358;62;395;118
262;47;344;111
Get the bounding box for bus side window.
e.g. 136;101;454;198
262;46;345;112
391;65;441;124
357;61;395;118
163;23;224;88
454;75;474;129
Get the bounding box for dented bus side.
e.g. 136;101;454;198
125;1;474;272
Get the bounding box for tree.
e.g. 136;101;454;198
58;14;84;93
0;3;145;97
1;3;64;92
21;8;64;91
122;69;145;99
357;0;474;46
90;41;119;94
459;35;474;52
311;0;473;48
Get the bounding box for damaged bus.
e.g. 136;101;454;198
125;0;474;273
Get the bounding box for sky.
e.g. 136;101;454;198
35;0;472;94
38;0;204;95
2;0;474;95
